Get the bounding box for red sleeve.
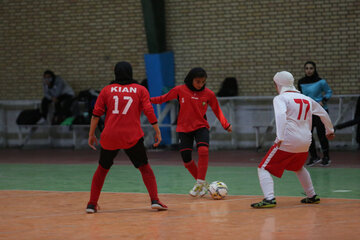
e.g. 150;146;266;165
150;87;179;104
208;91;231;130
140;88;158;124
92;88;106;117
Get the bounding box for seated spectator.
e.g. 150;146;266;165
38;70;75;124
217;77;238;97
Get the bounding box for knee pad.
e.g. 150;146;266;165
197;146;209;156
99;158;114;170
180;150;192;163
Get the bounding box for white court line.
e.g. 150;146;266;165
1;189;359;200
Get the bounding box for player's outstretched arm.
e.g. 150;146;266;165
311;99;334;135
152;123;162;147
88;116;100;150
150;87;178;104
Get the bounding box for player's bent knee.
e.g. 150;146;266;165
99;159;113;170
180;150;192;163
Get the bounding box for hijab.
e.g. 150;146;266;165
111;61;138;85
299;61;322;84
184;67;207;92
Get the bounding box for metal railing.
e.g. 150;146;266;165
0;94;358;149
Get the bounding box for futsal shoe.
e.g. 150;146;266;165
189;182;203;197
306;157;321;167
199;182;209;197
36;117;47;125
301;195;320;204
86;203;98;213
251;198;277;208
320;157;331;167
151;200;168;211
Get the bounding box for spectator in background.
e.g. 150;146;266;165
38;70;75;124
298;61;332;166
217;77;238;97
335;96;360;149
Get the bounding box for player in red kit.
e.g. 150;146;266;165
86;61;167;213
151;67;232;197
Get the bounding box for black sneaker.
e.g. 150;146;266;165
301;195;320;204
151;200;168;211
86;204;98;213
251;198;276;208
320;156;331;166
306;157;321;167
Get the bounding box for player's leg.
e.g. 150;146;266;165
125;138;167;210
179;132;198;179
296;167;320;204
285;152;320;203
194;128;210;197
86;148;118;213
251;167;276;208
178;131;203;197
251;144;288;208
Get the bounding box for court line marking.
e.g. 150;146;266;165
1;189;359;200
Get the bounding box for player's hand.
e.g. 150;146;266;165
274;138;282;147
153;131;162;148
226;124;232;133
88;135;98;150
326;132;335;140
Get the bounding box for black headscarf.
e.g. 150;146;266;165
43;70;56;88
298;61;321;84
111;61;138;85
184;67;207;92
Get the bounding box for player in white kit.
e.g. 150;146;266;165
251;71;335;208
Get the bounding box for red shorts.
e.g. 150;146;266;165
258;144;308;178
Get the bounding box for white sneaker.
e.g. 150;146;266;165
189;181;209;197
189;182;203;197
36;117;47;125
199;182;209;197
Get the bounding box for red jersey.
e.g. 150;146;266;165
151;85;230;133
93;83;157;150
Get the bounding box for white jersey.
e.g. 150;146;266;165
273;91;334;153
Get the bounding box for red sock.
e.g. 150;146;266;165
139;164;159;201
88;165;109;205
197;146;209;180
184;160;198;179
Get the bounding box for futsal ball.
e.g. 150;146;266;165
208;181;228;200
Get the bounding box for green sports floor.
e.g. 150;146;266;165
1;163;359;199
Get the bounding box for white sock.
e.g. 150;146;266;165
295;167;316;198
197;179;205;184
258;168;274;200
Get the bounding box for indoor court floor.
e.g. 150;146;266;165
0;148;359;240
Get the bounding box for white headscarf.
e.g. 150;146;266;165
273;71;299;94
